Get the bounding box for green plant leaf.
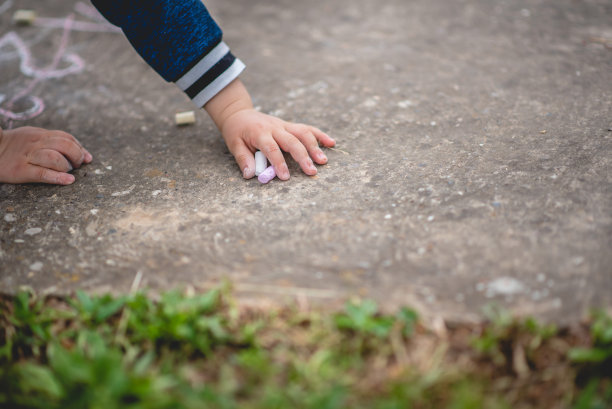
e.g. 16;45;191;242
568;347;612;363
16;363;63;399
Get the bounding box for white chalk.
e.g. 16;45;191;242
175;111;195;126
258;166;276;184
255;151;267;176
13;10;36;25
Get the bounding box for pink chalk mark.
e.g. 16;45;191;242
0;14;83;128
0;94;44;121
0;32;84;79
74;1;108;22
258;166;277;184
0;0;13;16
34;17;120;33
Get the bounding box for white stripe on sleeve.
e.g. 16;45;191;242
191;58;246;107
175;41;230;91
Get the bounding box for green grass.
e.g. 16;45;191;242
0;288;610;409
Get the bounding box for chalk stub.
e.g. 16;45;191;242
258;165;276;184
254;151;267;176
13;10;37;25
175;111;196;126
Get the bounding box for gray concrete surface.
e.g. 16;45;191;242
1;0;611;323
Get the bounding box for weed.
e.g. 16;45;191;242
0;290;609;408
569;310;612;365
334;299;395;338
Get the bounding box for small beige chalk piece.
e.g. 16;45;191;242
13;10;37;25
175;111;196;126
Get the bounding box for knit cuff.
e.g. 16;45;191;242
174;41;246;108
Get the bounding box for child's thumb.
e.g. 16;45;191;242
231;142;256;179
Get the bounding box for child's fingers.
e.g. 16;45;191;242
258;136;290;180
228;139;256;179
23;164;75;185
49;130;91;163
313;128;335;148
47;135;86;168
273;130;317;176
50;130;88;153
29;149;73;172
286;126;328;165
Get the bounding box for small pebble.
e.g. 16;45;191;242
29;261;43;271
258;166;276;184
25;227;42;236
4;213;16;222
397;100;412;108
486;277;525;296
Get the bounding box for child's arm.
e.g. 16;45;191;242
91;0;334;180
0;126;92;184
205;78;335;179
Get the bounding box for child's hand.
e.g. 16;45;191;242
0;126;92;185
205;78;335;180
221;109;335;180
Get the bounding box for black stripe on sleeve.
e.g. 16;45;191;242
185;51;236;99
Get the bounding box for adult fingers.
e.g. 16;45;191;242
22;164;75;185
29;149;73;173
273;130;317;176
228;139;256;179
257;136;290;180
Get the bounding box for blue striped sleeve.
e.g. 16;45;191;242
90;0;245;107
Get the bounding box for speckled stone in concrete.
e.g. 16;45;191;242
1;0;611;323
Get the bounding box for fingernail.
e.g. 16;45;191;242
243;166;251;178
85;152;92;162
63;174;75;185
307;158;316;171
67;163;73;172
279;164;290;179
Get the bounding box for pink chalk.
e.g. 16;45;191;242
258;165;276;184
